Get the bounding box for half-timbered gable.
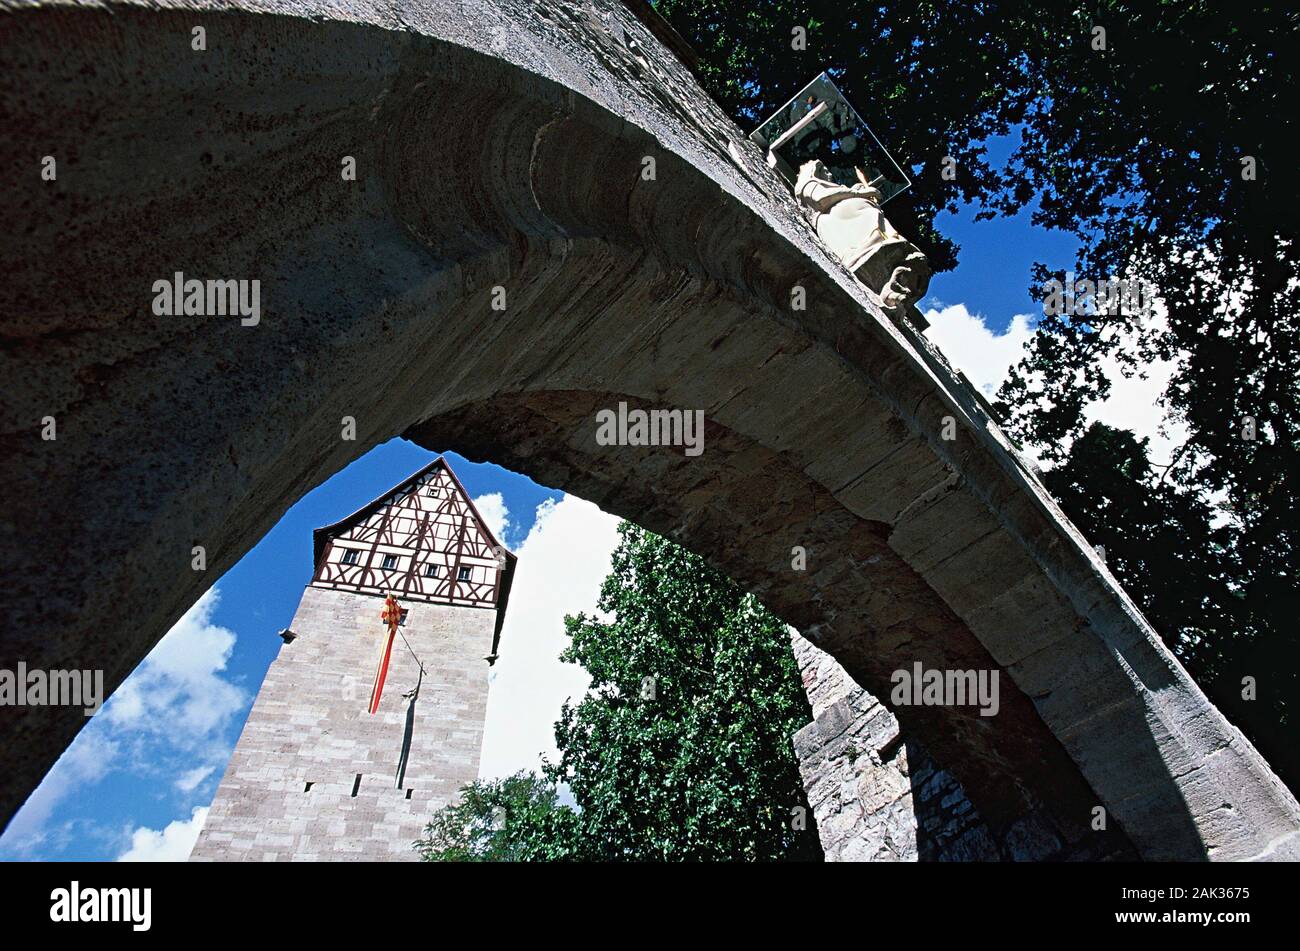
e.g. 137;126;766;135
311;457;517;629
193;456;516;861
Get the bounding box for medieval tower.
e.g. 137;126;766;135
191;457;516;861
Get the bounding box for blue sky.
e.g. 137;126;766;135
922;131;1081;334
0;446;563;861
928;199;1079;333
0;132;1116;863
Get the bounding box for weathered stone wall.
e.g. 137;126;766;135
793;633;987;861
791;634;1132;861
3;0;1298;860
190;586;495;861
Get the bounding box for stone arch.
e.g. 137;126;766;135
1;0;1296;860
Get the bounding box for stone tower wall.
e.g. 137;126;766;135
191;585;495;861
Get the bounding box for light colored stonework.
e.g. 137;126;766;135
791;633;1131;861
190;587;495;861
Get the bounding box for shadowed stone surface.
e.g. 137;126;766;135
1;0;1297;859
790;633;1130;861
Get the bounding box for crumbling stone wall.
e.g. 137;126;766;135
793;633;992;860
791;634;1134;861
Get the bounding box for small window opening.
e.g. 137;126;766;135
350;774;362;798
424;564;439;578
382;554;398;570
303;781;314;793
341;549;359;565
405;789;414;800
458;566;471;582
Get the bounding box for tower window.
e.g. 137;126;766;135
382;554;398;570
457;566;472;582
424;564;439;578
341;549;359;565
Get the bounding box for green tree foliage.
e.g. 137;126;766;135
414;772;579;862
417;524;821;861
654;0;1299;790
547;523;821;861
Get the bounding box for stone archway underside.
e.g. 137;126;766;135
1;0;1296;860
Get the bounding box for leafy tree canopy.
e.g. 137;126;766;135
414;772;579;862
418;523;821;861
654;1;1298;788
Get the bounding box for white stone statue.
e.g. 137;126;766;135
795;159;931;312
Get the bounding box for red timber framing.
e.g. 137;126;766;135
311;456;518;655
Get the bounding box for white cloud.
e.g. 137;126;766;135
0;729;120;856
923;300;1185;464
117;807;209;862
472;492;512;547
478;495;621;779
923;302;1035;398
175;765;215;793
103;588;246;741
1084;330;1187;467
0;588;245;858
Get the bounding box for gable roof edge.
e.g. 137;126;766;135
309;456;519;654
